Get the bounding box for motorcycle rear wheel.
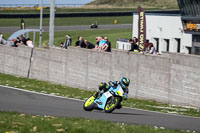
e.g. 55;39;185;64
105;97;121;113
83;95;95;111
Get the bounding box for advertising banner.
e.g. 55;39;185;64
138;6;146;51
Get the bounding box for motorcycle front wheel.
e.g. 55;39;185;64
105;97;121;113
83;95;95;111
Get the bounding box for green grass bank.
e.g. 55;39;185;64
0;111;190;133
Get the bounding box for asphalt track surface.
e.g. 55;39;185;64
0;85;200;131
0;24;132;33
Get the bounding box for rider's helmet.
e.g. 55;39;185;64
120;77;130;90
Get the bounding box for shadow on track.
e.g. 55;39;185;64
111;112;151;116
93;110;151;116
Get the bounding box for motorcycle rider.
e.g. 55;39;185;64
95;77;130;101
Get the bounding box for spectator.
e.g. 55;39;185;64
63;34;72;49
19;35;27;45
60;42;64;48
144;40;150;54
84;40;95;49
0;35;14;46
94;37;100;51
26;38;34;48
0;32;4;39
128;38;139;52
95;37;99;45
94;36;105;51
102;37;111;52
148;43;156;54
75;36;80;47
133;37;145;52
75;36;86;48
12;37;21;47
133;37;138;44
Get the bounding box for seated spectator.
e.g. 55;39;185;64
84;40;95;49
143;40;150;54
26;38;34;48
19;35;27;45
0;35;14;46
63;34;72;49
60;42;64;48
148;43;156;54
12;37;21;47
0;32;4;39
102;37;111;52
128;39;139;52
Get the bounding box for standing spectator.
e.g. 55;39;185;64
75;36;86;48
84;40;95;49
102;37;111;52
63;34;72;49
94;36;105;51
95;37;99;45
80;36;86;48
75;36;80;47
94;37;100;51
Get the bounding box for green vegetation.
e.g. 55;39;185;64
0;0;178;15
0;111;190;133
0;7;169;14
0;73;199;117
89;0;178;9
0;16;132;27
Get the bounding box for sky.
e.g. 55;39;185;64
0;0;94;5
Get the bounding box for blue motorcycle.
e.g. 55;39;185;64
83;84;124;113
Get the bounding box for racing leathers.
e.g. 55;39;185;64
96;81;129;100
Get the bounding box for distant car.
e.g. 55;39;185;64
90;23;98;28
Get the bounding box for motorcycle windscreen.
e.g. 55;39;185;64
116;85;124;96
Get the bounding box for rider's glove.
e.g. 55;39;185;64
99;82;104;90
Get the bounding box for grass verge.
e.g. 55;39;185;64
0;73;199;117
0;111;189;133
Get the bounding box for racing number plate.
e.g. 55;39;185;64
104;91;112;98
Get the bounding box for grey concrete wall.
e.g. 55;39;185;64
168;53;200;107
0;45;31;77
0;45;200;107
